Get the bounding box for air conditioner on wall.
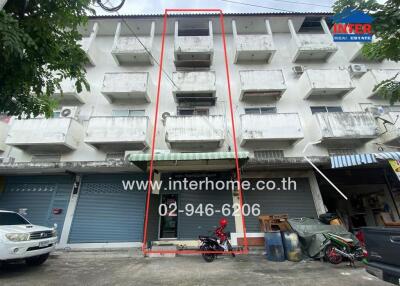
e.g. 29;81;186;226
349;64;367;78
60;106;79;118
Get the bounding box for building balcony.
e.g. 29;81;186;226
232;19;276;63
360;69;400;99
165;115;225;149
111;21;155;65
79;22;98;66
239;113;304;146
288;19;338;62
5;118;84;153
101;72;152;103
314;112;378;144
84;116;150;152
172;71;216;104
239;70;286;100
299;69;355;99
53;79;87;105
174;20;213;68
0;118;9;152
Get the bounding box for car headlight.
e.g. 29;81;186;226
5;233;30;242
51;229;57;237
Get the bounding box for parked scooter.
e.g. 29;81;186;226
322;232;366;266
199;218;235;262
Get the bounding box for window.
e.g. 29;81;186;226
245;107;277;115
328;148;357;156
310;106;343;114
31;154;61;163
52;111;61;118
254;150;284;160
177;108;209;116
298;17;325;33
111;109;145;117
0;212;30;226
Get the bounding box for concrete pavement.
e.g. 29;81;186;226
0;251;391;286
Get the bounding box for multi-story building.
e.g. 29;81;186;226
0;12;399;249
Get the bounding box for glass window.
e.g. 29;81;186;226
311;106;342;114
177;108;209;116
112;110;145;117
0;212;30;225
245;107;277;115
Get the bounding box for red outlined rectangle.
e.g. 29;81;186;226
142;9;248;256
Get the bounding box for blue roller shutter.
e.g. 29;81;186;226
243;178;317;232
0;176;73;236
68;174;147;243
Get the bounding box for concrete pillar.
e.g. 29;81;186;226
265;19;272;35
308;171;326;216
113;22;121;50
288;19;300;45
232;19;238;38
150;21;155;39
208;20;213;37
174;21;179;38
58;175;82;248
321;18;332;36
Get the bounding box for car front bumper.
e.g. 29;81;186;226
0;237;58;261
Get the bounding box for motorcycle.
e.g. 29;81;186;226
322;232;366;266
199;218;235;263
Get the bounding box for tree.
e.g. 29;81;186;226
0;0;93;118
333;0;400;104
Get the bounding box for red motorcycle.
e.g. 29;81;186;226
199;218;235;262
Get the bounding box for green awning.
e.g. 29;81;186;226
128;152;249;162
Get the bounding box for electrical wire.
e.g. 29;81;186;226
220;0;332;12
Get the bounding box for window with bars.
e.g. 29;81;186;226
310;106;343;114
244;107;277;115
31;154;61;163
328;148;357;156
106;152;125;160
111;109;145;117
177;107;209;116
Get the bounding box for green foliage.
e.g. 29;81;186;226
0;0;94;118
333;0;400;103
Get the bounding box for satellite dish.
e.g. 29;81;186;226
96;0;125;12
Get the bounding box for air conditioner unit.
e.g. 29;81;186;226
60;106;79;118
292;65;304;75
349;64;367;78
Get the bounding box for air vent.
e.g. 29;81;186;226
31;154;61;163
328;149;356;156
349;64;367;78
106;152;125;161
254;150;284;160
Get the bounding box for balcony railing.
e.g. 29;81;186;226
299;69;355;99
174;21;213;68
101;72;152;103
53;79;87;105
239;70;286;100
84;116;150;151
240;113;304;146
172;71;216;102
288;19;338;62
165;115;225;149
314;112;378;143
6;118;83;152
232;19;276;63
360;69;400;99
111;21;155;65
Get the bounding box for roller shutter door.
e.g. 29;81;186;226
68;174;147;243
0;176;73;235
177;189;235;239
243;178;317;232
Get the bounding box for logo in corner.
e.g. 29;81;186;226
331;8;374;42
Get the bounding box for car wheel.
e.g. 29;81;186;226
25;253;50;266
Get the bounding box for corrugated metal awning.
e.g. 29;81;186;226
128;152;249;162
330;153;377;169
330;152;400;169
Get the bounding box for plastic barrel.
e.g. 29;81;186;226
282;231;302;262
264;231;285;262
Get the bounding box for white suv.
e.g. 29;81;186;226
0;210;57;266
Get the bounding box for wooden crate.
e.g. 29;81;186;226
258;214;290;232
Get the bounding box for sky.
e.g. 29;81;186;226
94;0;336;15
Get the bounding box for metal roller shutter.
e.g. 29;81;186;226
177;189;235;239
68;174;147;243
0;176;73;235
243;178;317;232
